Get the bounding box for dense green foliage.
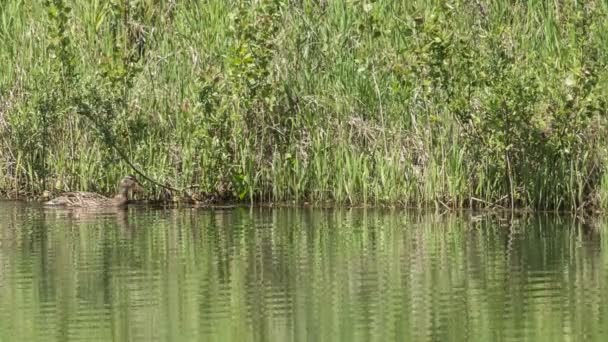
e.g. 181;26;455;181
1;0;607;210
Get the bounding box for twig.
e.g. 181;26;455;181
470;196;507;209
76;105;181;193
108;137;181;192
437;199;451;211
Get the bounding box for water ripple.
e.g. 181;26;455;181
0;204;607;341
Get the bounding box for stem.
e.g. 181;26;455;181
372;65;388;155
506;150;514;210
503;106;514;211
42;105;47;191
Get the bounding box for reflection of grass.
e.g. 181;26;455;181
0;1;607;210
0;207;606;341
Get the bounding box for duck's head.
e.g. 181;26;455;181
119;175;144;195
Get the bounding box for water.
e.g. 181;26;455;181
0;202;607;341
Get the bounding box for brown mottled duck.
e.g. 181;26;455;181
44;175;144;208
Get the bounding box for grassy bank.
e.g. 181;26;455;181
1;0;607;210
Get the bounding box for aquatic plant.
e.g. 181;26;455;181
0;0;607;210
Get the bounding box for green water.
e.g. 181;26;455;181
0;202;607;341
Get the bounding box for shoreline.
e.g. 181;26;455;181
0;197;595;216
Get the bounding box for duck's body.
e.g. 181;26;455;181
44;175;143;208
44;191;126;207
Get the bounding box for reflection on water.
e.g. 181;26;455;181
0;202;607;341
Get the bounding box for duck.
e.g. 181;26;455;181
44;175;144;208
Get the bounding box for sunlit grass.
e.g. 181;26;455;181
0;0;607;210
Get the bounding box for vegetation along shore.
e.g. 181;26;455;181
1;0;607;211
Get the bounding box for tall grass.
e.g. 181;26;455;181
0;0;607;210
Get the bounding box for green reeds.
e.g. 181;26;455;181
0;0;607;210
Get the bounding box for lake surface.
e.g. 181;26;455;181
0;202;606;341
